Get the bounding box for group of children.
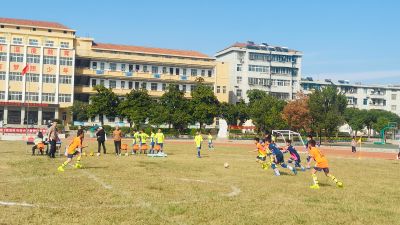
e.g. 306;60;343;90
250;135;343;189
132;129;165;155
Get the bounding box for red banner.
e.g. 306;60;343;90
229;126;256;129
0;102;49;107
0;128;48;133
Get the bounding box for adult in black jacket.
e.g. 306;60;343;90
97;127;106;154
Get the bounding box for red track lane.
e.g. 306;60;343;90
61;138;399;160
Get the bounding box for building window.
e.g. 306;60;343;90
26;73;40;82
62;112;67;121
9;72;23;81
0;37;5;43
59;94;71;103
44;56;57;65
191;85;196;91
347;97;353;104
109;63;117;71
182;85;186;92
121;64;126;72
223;86;226;94
8;91;22;101
45;41;54;47
143;66;148;72
29;39;38;45
162;67;167;74
208;70;212;77
124;52;131;55
249;65;269;72
165;56;172;58
183;68;187;76
391;105;396;111
110;80;116;88
59;75;72;84
363;99;367;105
100;80;105;85
237;64;242;71
201;70;205;76
191;58;198;61
0;52;6;61
110;51;118;54
216;86;220;93
237;76;242;84
176;68;180;75
354;98;357;105
152;55;159;57
0;91;5;100
138;54;145;56
151;83;158;91
100;62;105;70
25;92;39;101
60;57;73;66
0;72;5;80
121;81;125;89
191;69;197;76
108;117;115;122
42;93;55;102
169;68;174;75
363;88;368;94
236;89;242;97
162;83;166;91
60;42;69;48
179;57;184;60
142;82;147;89
10;54;23;62
95;50;103;53
42;75;56;83
392;94;397;100
27;55;40;64
152;66;158;74
13;38;22;44
383;100;386;106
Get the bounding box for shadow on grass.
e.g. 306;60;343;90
83;166;109;169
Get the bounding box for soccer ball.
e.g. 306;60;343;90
90;152;94;156
83;153;87;156
97;153;101;156
224;162;229;168
125;153;129;156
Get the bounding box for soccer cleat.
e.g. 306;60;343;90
307;166;311;170
75;164;82;168
292;167;297;175
197;156;201;158
337;182;343;188
267;162;271;166
57;166;65;172
274;174;281;176
263;165;268;170
310;185;320;189
301;168;306;172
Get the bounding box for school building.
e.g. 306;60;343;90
0;17;229;128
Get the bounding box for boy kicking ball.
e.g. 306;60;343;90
58;130;88;171
265;138;297;176
248;138;268;170
306;140;343;189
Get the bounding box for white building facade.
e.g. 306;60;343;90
215;41;303;103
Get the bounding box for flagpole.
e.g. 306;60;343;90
25;63;30;136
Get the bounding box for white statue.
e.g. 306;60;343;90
218;119;228;138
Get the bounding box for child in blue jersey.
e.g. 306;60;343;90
150;130;155;154
208;132;214;150
265;138;297;176
284;140;306;172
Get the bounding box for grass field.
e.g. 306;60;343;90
1;140;400;224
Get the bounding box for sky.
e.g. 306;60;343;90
2;0;399;85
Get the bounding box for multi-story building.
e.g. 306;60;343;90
0;18;75;126
301;78;400;116
0;17;229;127
215;41;303;104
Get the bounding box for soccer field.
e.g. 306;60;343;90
0;141;399;224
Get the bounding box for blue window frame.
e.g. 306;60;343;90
363;99;367;105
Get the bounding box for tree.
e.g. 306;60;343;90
151;83;192;134
247;89;287;135
87;84;120;126
118;89;154;128
374;116;390;141
281;91;311;132
236;99;249;126
308;84;347;145
364;109;379;138
67;100;89;122
219;102;238;130
344;108;365;137
189;82;220;126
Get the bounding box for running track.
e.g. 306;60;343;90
61;138;398;160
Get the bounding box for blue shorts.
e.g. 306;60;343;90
209;142;212;145
158;143;163;148
314;167;329;172
273;155;284;164
133;140;136;145
150;142;155;146
197;146;201;150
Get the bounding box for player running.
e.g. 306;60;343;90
248;138;268;170
208;132;214;150
58;130;88;171
284;140;306;172
265;138;297;176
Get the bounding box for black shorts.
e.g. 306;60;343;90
314;167;329;173
274;155;284;164
256;156;266;161
352;146;356;151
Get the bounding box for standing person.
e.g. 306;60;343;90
96;127;106;154
113;126;123;156
47;121;59;158
208;132;214;150
351;138;356;153
132;130;140;155
306;140;343;189
32;132;44;155
194;130;203;158
139;129;149;154
58;130;88;171
150;130;156;154
155;129;165;154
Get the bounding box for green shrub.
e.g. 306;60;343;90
120;127;131;135
230;129;241;134
51;118;62;124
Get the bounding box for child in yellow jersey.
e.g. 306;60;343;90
248;138;268;170
306;140;343;189
208;132;214;150
150;130;156;154
139;130;149;154
194;130;203;158
132;130;140;155
155;129;165;154
58;130;88;171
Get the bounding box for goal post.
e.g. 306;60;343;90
271;130;307;152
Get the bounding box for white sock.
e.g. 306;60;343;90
287;165;293;170
274;168;280;175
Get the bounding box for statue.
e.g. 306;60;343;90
218;119;228;138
